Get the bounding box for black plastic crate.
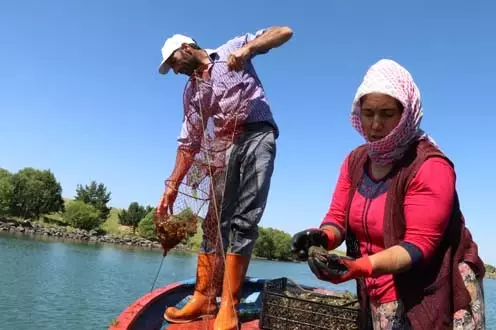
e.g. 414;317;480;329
259;277;360;330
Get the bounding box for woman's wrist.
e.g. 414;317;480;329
320;225;341;250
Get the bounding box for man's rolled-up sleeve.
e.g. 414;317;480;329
226;29;269;57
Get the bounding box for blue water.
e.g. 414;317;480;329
0;232;494;329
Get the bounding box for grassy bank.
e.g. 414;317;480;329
40;203;134;237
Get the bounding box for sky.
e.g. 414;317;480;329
1;1;495;264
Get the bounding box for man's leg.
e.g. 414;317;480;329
214;129;277;330
163;169;228;323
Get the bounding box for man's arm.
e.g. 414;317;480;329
245;26;293;55
156;106;202;218
167;147;195;188
227;26;293;71
156;147;195;218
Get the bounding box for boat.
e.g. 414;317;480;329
109;277;266;330
109;276;360;330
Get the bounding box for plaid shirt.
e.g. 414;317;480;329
177;29;278;153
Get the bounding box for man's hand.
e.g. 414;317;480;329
227;46;251;71
227;26;293;72
156;181;179;219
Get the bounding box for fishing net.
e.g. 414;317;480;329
154;61;251;254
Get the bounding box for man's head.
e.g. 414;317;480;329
158;34;204;76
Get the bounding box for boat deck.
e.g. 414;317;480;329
166;319;260;330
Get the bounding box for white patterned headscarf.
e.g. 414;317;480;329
351;59;437;165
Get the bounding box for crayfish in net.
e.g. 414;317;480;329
153;209;199;255
152;167;211;255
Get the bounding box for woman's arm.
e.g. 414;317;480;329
319;155;352;250
368;157;455;276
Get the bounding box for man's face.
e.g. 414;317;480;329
166;44;198;76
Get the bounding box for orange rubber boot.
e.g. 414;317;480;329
213;253;250;330
164;253;223;323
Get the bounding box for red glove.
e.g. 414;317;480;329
330;256;373;284
309;255;373;284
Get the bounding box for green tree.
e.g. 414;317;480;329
137;209;156;240
253;227;293;261
118;202;149;234
254;227;276;259
10;167;64;219
0;169;14;217
64;200;101;230
272;228;293;260
184;226;203;250
486;264;495;273
74;181;111;222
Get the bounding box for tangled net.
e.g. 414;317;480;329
154;61;252;255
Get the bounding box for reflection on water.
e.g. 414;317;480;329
0;232;494;330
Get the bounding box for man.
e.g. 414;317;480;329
155;26;293;330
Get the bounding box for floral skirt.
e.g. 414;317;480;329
369;262;485;330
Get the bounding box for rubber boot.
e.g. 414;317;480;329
213;253;251;330
164;253;223;323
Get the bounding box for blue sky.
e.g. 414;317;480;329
1;1;495;264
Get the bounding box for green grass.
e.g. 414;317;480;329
35;198;134;237
101;208;133;236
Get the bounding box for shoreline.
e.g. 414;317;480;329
0;219;295;262
2;219;494;278
0;218;174;253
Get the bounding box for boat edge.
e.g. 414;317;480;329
108;277;265;330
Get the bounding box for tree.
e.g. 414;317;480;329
0;169;14;217
253;227;293;261
253;227;276;259
272;228;293;260
137;209;157;240
74;181;111;222
64;200;101;230
118;202;149;234
486;264;495;273
10;168;64;219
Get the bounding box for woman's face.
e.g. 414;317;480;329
360;93;403;142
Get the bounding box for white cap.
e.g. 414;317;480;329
158;34;197;74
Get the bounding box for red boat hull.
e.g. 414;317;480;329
109;277;266;330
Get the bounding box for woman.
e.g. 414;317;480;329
291;59;486;330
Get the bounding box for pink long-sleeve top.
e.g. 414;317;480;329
320;155;455;303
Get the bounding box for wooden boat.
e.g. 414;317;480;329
109;277;266;330
109;276;359;330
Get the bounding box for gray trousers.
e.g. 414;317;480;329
200;124;276;256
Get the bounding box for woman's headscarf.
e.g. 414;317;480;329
350;59;437;165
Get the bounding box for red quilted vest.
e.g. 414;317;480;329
344;140;485;330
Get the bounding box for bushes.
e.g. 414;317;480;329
74;181;111;223
0;167;64;219
253;227;293;261
0;169;14;216
118;202;152;234
11;167;65;219
137;210;156;240
64;201;101;231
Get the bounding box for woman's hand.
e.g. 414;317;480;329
291;228;330;260
309;255;373;284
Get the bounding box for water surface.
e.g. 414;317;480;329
0;233;493;329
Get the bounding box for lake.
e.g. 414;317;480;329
0;232;494;329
